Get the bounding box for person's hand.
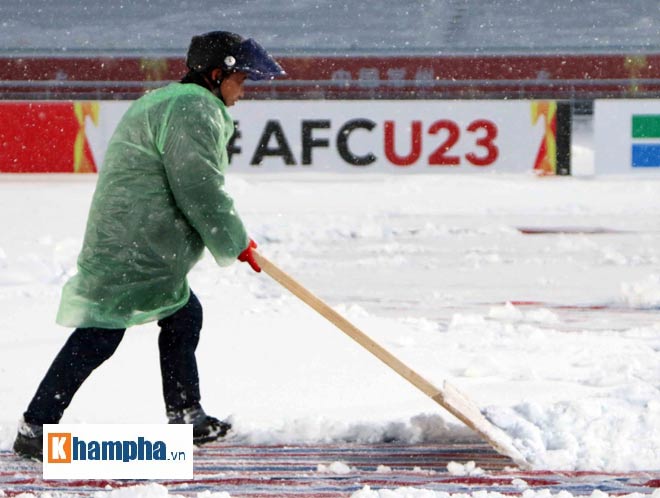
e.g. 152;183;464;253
238;239;261;273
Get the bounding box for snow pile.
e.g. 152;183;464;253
317;461;353;474
486;398;660;470
621;274;660;308
446;461;485;476
488;302;560;325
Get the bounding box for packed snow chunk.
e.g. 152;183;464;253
488;303;559;325
447;460;485;476
408;413;479;444
484;405;549;467
317;461;353;474
621;274;660;308
399;316;441;334
523;308;560;325
489;302;524;321
335;303;372;319
512;478;529;489
600;248;629;266
376;464;393;473
448;313;491;334
351;487;380;498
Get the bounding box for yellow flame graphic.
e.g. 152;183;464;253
531;101;557;176
73;102;100;173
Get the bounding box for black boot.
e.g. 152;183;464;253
13;420;43;461
168;404;231;446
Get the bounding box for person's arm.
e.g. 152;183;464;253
160;94;249;266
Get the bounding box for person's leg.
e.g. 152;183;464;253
15;327;125;459
24;327;125;424
157;291;203;414
158;291;230;444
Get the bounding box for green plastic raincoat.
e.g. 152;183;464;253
56;83;249;329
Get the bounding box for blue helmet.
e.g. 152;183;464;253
186;31;286;81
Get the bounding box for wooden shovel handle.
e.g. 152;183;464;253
251;250;531;469
253;250;443;400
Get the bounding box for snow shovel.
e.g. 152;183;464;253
252;250;531;469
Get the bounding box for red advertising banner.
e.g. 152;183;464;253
0;102;99;173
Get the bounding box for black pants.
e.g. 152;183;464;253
23;292;203;425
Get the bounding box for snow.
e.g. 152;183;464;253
317;461;353;474
1;122;660;498
446;461;485;476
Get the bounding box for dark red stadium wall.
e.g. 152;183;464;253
1;53;658;99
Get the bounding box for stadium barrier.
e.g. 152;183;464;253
594;100;660;174
2;53;658;175
0;100;571;175
0;54;658;101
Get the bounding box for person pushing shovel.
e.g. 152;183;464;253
13;30;285;460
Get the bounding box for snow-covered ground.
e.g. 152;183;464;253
0;122;659;498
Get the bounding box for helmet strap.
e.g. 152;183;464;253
180;68;228;105
204;69;226;104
